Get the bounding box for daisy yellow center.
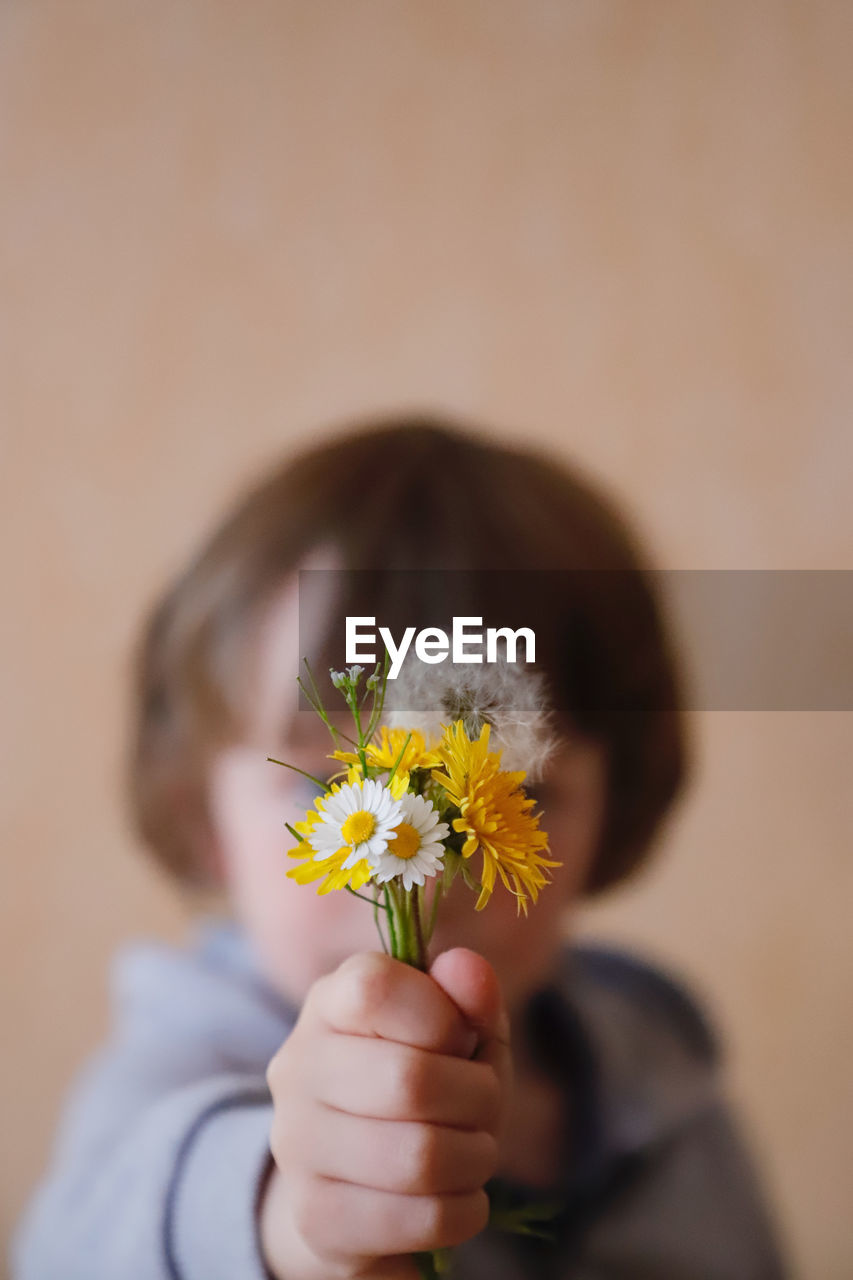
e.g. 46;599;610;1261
387;821;421;860
341;810;376;845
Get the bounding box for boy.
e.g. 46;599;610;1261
12;415;787;1278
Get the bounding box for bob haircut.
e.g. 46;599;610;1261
125;413;690;897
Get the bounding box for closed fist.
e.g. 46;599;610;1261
259;948;511;1280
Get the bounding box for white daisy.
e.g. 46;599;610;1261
370;792;450;891
310;777;405;870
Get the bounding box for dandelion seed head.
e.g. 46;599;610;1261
384;652;560;782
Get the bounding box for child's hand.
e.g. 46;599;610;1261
259;947;511;1280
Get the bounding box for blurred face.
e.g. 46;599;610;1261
206;572;608;1016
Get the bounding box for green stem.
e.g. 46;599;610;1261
296;673;322;718
399;890;411;964
349;697;369;774
389;883;417;967
384;885;398;956
298;659;353;750
411;883;428;971
344;885;389;909
373;887;388;953
266;758;327;789
364;648;391;740
426;876;442;942
390;884;408;963
298;659;333;728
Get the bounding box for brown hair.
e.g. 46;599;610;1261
125;413;690;897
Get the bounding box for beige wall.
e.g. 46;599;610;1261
2;3;851;1275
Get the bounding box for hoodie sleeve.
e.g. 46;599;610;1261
10;1065;277;1280
10;930;290;1280
568;1099;790;1280
548;945;790;1280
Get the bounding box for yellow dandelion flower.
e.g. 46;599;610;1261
431;719;561;914
331;726;443;776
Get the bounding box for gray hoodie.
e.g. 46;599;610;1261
11;917;788;1280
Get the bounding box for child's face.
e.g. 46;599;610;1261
206;575;607;1017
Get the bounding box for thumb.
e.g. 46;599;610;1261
429;948;513;1123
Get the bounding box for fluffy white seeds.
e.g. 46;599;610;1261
384;654;560;782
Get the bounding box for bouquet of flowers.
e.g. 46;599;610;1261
269;650;563;1275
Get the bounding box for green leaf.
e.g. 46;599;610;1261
414;1248;453;1277
488;1195;564;1242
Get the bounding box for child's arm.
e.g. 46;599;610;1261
565;947;790;1279
11;1065;277;1280
11;946;508;1280
11;933;287;1280
571;1100;789;1278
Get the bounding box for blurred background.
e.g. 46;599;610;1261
2;3;851;1276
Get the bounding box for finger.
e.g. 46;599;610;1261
262;1168;418;1280
310;1033;502;1131
309;952;479;1058
428;948;510;1046
428;948;513;1120
291;1174;490;1258
299;1101;499;1195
